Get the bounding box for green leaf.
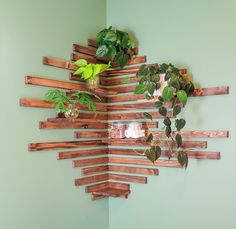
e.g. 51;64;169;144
163;117;171;126
159;106;167;117
177;90;188;106
107;45;117;60
134;84;146;94
151;146;162;159
74;67;85;75
165;126;171;137
175;133;182;148
143;112;153;120
96;45;108;57
146;146;162;163
120;54;129;68
158;96;164;102
173;105;181;116
175;119;186;131
146;133;153;142
162;86;174;102
147;84;155;95
137;64;148;75
104;30;117;42
145;94;152;100
74;59;87;67
154;101;163;108
82;65;93;79
177;151;188;168
93;64;102;77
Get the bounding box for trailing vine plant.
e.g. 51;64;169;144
134;63;195;168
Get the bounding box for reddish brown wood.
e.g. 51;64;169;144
103;139;207;148
57;148;108;160
108;148;220;160
85;182;109;192
112;56;146;67
43;57;77;70
91;194;106;200
39;121;108;129
100;75;137;86
73;44;97;56
154;130;229;138
71;53;104;64
20;98;107;111
47;118;103;123
108;182;130;190
109;157;182;168
82;165;109;175
109;174;147;184
74;173;109;186
76;113;108;120
92;188;130;198
192;86;229;96
109;165;159;175
107;102;156;111
25;76;86;90
100;66;140;77
29;140;106;151
87;38;98;48
73;157;108;167
108;112;173;120
74;131;108;138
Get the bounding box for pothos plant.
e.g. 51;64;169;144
95;26;134;68
134;63;195;168
45;89;100;113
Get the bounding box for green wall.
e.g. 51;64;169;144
0;0;108;229
107;0;236;229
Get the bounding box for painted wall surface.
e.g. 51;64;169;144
107;0;236;229
0;0;108;229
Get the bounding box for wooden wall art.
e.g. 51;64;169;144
20;38;229;200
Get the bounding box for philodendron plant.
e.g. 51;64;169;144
95;26;134;68
134;63;195;168
45;89;100;118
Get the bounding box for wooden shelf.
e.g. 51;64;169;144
92;188;130;199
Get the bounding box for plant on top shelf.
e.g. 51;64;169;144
74;59;110;89
45;89;100;119
134;63;195;168
95;26;134;68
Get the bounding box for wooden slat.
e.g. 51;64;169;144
192;86;229;96
109;157;181;168
100;75;137;86
85;182;109;193
39;121;108;129
108;148;220;160
73;44;97;56
109;165;159;175
25;76;86;90
154;130;229;138
104;139;207;148
29;140;106;151
57;148;108;160
91;194;106;200
74;174;109;186
82;165;109;175
108;182;130;190
47;118;103;123
71;53;104;64
75;131;108;138
100;66;140;77
76;113;108;120
107;102;156;111
109;174;147;184
92;188;130;198
43;56;77;70
73;157;108;167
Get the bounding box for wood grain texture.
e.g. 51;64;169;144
92;188;130;198
108;148;220;160
192;86;229;96
39;121;108;129
71;53;104;64
103;139;207;149
74;173;109;186
108;182;130;190
74;131;108;138
109;174;147;184
57;148;108;160
109;157;182;168
100;75;137;86
109;165;159;175
75;113;108;120
100;66;140;77
85;182;109;193
43;56;77;70
91;194;106;200
73;44;97;56
25;76;86;90
20;98;107;111
73;157;109;167
47;118;103;123
82;165;109;175
29;140;106;151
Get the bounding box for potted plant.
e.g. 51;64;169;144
74;59;110;89
45;89;100;118
95;26;134;68
134;63;195;168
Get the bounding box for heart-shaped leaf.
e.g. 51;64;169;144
143;112;153;120
74;59;87;67
175;119;186;131
134;85;147;94
177;90;188;106
177;151;188;168
154;101;163;108
173;105;181;116
162;86;174;102
159;106;167;117
175;133;182;148
163;117;171;126
96;45;108;57
74;67;85;75
165;126;171;137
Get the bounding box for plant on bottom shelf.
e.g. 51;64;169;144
95;26;134;68
45;89;100;118
134;63;195;168
74;59;110;89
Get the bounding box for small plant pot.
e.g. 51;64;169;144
86;76;99;89
64;104;79;119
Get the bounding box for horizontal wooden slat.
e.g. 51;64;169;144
192;86;229;96
85;182;109;193
82;165;109;175
29;140;106;151
92;194;106;200
100;75;137;86
92;188;130;198
20;98;107;112
43;56;77;70
109;174;147;184
108;148;220;160
100;66;140;77
75;131;108;138
108;182;130;190
57;148;108;160
103;139;207;149
46;118;103;123
71;53;104;64
39;121;108;129
73;157;108;167
154;130;229;138
75;174;109;186
109;165;159;175
75;113;108;120
25;76;86;90
73;44;96;56
109;157;181;168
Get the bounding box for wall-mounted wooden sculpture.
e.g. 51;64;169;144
20;38;229;200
